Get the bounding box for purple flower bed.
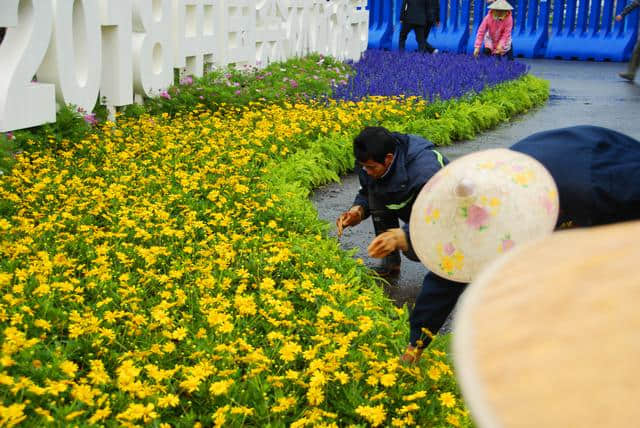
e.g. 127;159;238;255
332;49;529;101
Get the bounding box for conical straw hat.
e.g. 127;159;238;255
409;148;558;283
453;220;640;428
488;0;514;10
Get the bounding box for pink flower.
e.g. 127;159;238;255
5;132;15;140
502;239;515;251
466;205;490;229
289;79;298;88
235;90;242;96
83;113;97;126
199;95;204;100
443;242;455;256
179;76;193;85
160;90;171;99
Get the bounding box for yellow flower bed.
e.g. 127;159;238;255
0;98;471;426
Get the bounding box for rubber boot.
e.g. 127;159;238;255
619;41;640;81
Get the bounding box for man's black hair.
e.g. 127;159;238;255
353;126;397;163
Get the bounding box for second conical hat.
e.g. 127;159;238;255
453;220;640;428
409;148;559;283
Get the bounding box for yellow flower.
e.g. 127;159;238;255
380;373;397;387
158;394;180;408
272;396;296;413
439;392;457;408
59;360;79;378
209;379;233;396
447;414;461;427
355;404;387;427
279;342;302;362
427;366;441;381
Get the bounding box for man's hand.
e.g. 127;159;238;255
616;14;623;21
400;345;424;364
473;47;480;57
336;205;364;237
368;228;408;258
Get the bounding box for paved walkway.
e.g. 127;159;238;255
311;58;640;327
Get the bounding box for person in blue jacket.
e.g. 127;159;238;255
367;125;640;363
336;126;448;277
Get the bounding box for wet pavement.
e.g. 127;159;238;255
311;58;640;332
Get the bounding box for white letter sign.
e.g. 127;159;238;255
38;0;103;114
0;0;56;132
0;0;369;132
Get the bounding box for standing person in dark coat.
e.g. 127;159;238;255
336;126;448;277
616;0;640;82
399;0;441;53
366;125;640;364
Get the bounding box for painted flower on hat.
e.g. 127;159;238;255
465;204;490;230
437;243;464;276
500;234;515;252
424;205;441;224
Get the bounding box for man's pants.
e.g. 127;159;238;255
399;23;427;53
410;272;468;348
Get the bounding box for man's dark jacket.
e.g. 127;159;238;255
511;125;640;227
353;132;445;223
401;0;440;25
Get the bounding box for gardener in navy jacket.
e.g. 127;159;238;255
336;126;447;277
367;125;640;363
399;0;441;54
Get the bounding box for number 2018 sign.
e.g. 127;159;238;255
0;0;369;132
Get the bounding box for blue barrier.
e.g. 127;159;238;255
545;0;639;60
366;0;395;49
433;0;471;52
368;0;637;61
512;0;549;57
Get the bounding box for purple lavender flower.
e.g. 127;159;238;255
333;50;528;102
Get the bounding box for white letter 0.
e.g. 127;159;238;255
38;0;102;114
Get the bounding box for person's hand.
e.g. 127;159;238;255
473;47;480;57
616;14;623;21
400;345;424;364
336;205;364;237
495;45;503;55
435;21;440;27
368;228;408;258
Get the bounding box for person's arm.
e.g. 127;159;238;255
474;16;489;55
352;169;371;220
497;15;513;53
401;223;421;262
434;0;440;25
620;0;640;18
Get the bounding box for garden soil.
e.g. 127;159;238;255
311;58;640;333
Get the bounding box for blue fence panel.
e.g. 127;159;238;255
512;0;550;57
545;0;639;60
432;0;472;52
367;0;395;49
